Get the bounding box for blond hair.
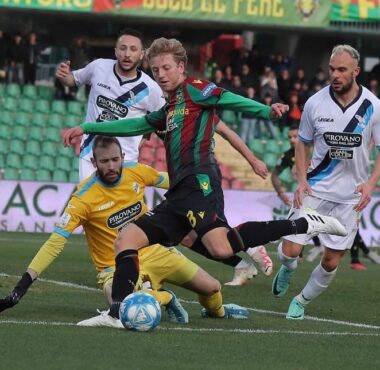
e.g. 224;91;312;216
146;37;188;66
331;44;360;65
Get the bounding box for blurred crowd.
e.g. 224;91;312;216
1;29;380;145
203;45;380;143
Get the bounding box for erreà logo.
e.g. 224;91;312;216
107;201;142;229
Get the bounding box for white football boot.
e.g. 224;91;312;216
301;208;347;237
77;309;124;329
224;263;258;286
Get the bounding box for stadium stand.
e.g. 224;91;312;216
0;84;83;182
0;82;379;192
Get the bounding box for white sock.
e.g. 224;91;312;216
277;242;298;271
298;264;337;304
236;259;252;269
245;247;257;258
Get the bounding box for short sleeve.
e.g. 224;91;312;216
299;100;314;144
72;60;97;87
185;78;225;105
54;196;88;238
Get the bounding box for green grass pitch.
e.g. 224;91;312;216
1;232;380;370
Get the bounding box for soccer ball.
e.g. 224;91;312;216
119;291;161;332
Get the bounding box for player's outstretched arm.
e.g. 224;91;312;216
0;272;34;313
215;119;268;179
63;126;84;147
0;233;67;313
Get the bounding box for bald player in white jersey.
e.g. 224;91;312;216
272;44;380;320
56;28;165;181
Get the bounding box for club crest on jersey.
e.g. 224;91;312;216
175;91;184;104
294;0;319;21
133;182;140;194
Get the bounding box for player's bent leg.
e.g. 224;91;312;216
201;227;234;259
114;223;150;254
109;224;151;318
247;246;273;276
145;289;189;324
272;240;303;298
286;248;344;320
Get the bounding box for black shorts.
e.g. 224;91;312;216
135;173;228;246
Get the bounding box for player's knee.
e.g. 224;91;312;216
321;254;340;272
203;277;221;295
205;241;233;259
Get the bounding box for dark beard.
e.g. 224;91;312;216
333;76;354;96
97;166;122;185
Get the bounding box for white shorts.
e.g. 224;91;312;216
79;158;96;182
284;195;360;250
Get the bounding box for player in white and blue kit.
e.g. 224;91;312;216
56;29;165;181
272;44;380;319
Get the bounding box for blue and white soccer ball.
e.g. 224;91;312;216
119;291;161;332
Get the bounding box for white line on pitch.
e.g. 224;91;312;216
0;319;379;337
2;273;380;331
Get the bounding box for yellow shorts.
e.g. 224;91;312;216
96;244;198;291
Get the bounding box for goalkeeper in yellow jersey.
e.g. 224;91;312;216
0;136;248;326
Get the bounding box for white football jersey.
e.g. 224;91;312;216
299;85;380;204
73;59;165;162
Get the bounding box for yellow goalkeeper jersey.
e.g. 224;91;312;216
54;162;166;271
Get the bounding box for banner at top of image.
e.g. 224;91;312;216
93;0;330;28
331;0;380;22
0;0;92;12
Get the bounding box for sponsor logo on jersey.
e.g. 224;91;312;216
317;116;334;123
57;212;71;228
201;83;217;98
96;95;128;118
107;201;142;228
99;111;117;121
97;82;111;90
167;107;189;118
98;201;115;211
323;132;362;147
166;117;178;132
329;148;354;160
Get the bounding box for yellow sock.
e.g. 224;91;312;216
198;291;225;318
142;289;172;306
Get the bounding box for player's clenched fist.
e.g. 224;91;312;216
62;126;84;147
56;60;71;79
